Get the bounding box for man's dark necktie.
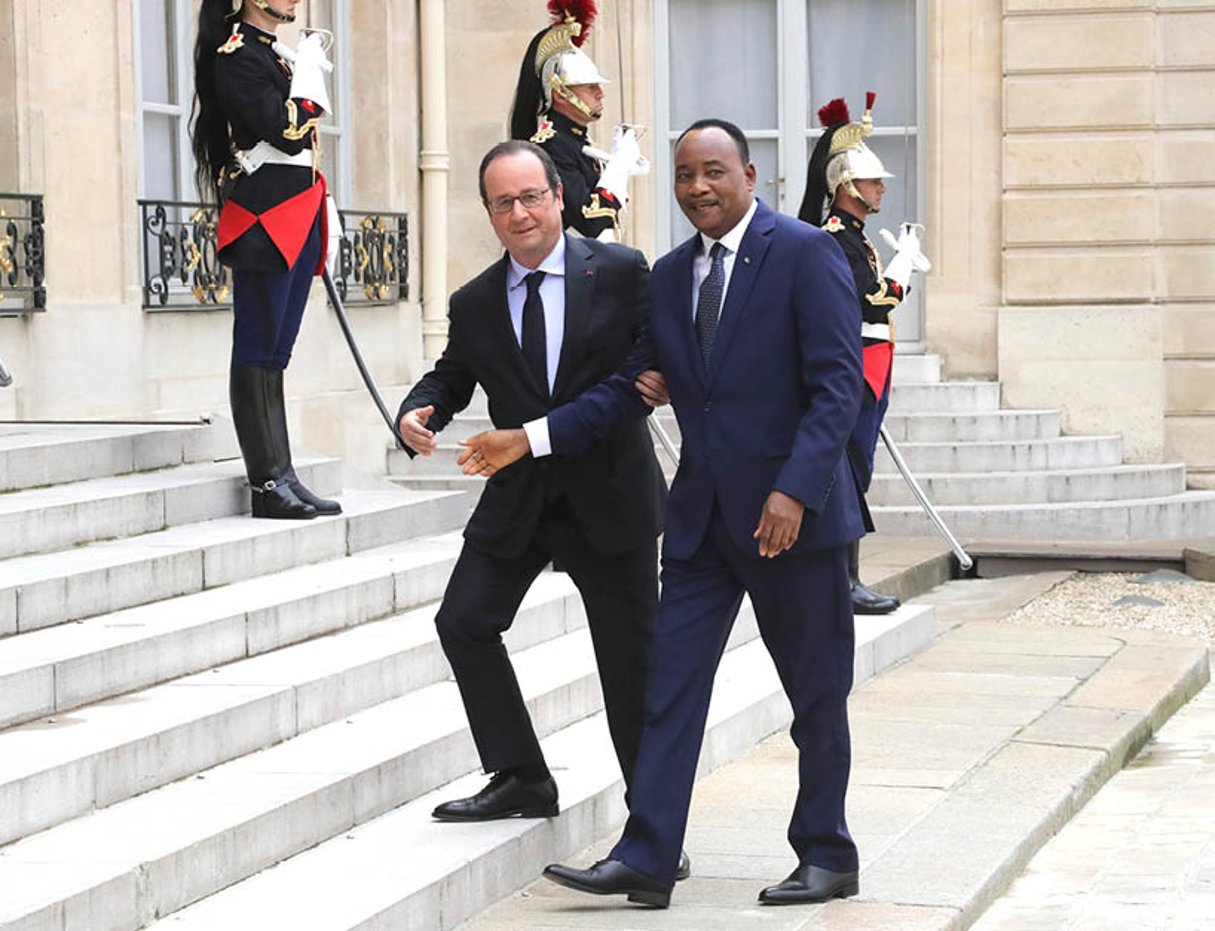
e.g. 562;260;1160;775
695;242;726;367
522;270;548;396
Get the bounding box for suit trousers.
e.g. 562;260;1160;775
610;503;858;886
435;500;658;786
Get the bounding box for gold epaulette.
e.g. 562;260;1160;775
530;118;556;144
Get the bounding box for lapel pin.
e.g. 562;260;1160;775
743;256;751;264
585;269;595;277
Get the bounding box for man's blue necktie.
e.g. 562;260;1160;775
695;242;726;367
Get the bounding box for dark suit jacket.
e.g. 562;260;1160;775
398;234;665;559
548;199;866;560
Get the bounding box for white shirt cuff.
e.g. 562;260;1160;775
523;417;552;458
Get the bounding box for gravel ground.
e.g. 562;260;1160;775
1001;569;1215;647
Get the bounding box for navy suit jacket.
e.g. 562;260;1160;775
549;198;866;560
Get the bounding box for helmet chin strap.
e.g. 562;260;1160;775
249;0;295;23
551;78;597;124
842;178;879;214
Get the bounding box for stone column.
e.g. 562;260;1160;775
419;0;450;359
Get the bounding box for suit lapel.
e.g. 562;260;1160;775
706;199;775;390
553;234;594;401
667;236;706;388
486;253;546;399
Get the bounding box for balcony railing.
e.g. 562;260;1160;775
0;193;46;314
138;199;409;311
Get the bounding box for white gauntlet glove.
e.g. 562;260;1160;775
281;32;334;116
587;125;650;205
325;194;343;275
879;223;932;288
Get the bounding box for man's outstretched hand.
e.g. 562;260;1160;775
458;428;531;476
398;405;437;456
753;490;804;558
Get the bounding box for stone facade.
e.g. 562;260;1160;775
0;0;1212;484
996;0;1215;478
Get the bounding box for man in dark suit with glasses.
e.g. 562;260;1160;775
396;141;669;847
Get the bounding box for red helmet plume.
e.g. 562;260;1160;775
548;0;598;47
817;98;850;129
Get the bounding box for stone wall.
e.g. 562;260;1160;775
998;0;1215;473
0;0;424;477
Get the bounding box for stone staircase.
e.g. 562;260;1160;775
0;421;936;930
387;355;1215;542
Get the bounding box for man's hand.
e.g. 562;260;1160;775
458;428;531;476
635;370;669;407
753;490;805;558
398;405;437;456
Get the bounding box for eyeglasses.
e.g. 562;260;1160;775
486;188;552;215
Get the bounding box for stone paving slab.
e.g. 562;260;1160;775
462;573;1210;931
973;658;1215;931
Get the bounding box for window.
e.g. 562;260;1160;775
307;0;352;205
137;0;194;201
654;0;925;346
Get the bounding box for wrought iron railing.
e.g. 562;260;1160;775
138;198;409;310
0;192;46;314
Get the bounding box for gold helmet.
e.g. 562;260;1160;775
799;93;893;223
510;1;610;140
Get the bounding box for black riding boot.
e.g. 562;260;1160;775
265;369;342;515
848;539;900;615
229;366;317;520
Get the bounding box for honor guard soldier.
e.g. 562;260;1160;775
509;0;648;242
799;94;931;615
191;0;342;519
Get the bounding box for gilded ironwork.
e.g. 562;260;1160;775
0;193;47;314
139;199;231;310
333;209;409;306
138;198;408;310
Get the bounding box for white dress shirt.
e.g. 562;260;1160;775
512;237;566;457
529;198;759;459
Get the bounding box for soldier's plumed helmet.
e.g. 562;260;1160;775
798;93;893;225
510;1;610;141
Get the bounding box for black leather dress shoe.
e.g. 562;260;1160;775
544;858;672;908
431;772;558;822
758;865;859;905
851;582;900;615
675;849;691;882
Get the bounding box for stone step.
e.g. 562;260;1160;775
890;353;942;385
867;463;1187;507
0;463;414;637
0;456;343;561
145;605;935;931
0;570;587;847
0;597;781;931
874;435;1124;474
872;490;1215;541
886;381;1001;414
0;516;470;731
393;434;1124;480
394;407;1064;451
0;422;213;493
880;409;1062;443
